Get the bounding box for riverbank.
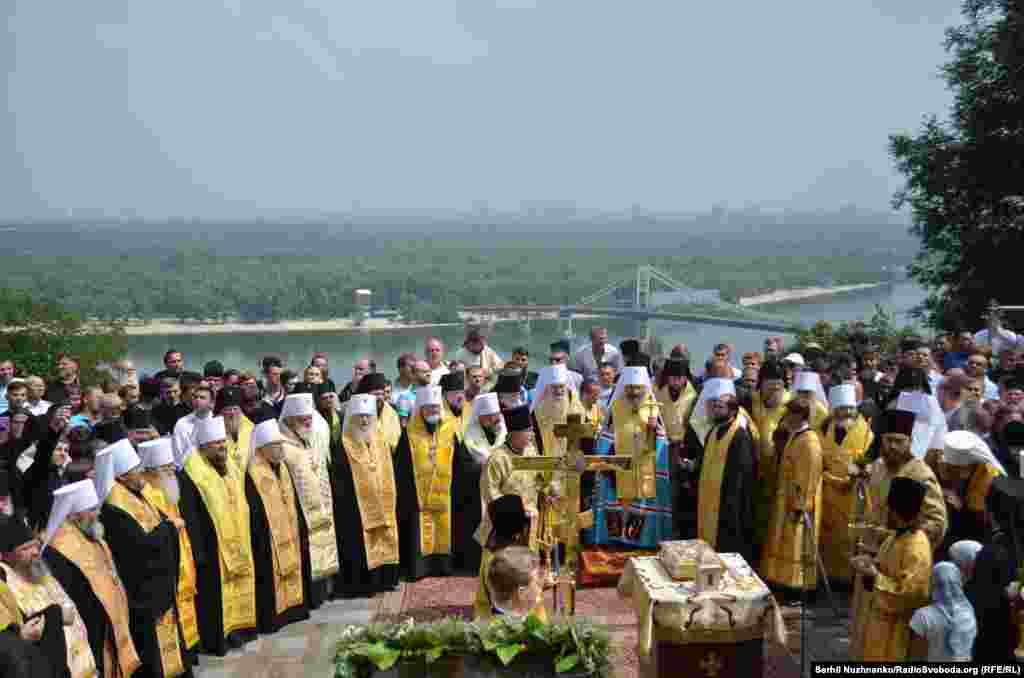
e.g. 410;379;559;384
737;282;888;307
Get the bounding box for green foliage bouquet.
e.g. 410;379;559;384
334;615;612;678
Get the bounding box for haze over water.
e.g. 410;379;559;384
126;282;926;377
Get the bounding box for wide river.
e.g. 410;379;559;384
126;282;927;377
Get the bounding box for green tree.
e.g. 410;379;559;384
889;0;1024;330
0;288;126;385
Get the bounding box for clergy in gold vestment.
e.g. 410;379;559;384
936;430;1005;552
440;372;473;442
138;438;200;669
333;395;400;596
655;358;700;539
750;360;792;553
353;374;403;455
454;393;508;575
244;420;310;633
177;417;257;657
395;386;471;580
793;370;830;431
851;477;932;662
279;392;339;608
849;410;945;661
0;571;66;678
476;404;541;551
818;384;874;584
761;399;824;596
215;387;254;471
99;440;188;678
0;512;98;678
693;378;757;563
530;365;581;543
44;479;142;678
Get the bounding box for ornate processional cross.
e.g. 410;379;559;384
508;412;658;615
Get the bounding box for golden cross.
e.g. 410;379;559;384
510;413;647;616
699;652;723;678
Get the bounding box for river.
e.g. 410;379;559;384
126;282;928;377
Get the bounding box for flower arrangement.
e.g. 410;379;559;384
334;615;612;678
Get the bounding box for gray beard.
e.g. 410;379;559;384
28;558;51;583
158;475;181;505
353;426;372;443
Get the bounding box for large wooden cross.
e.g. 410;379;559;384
509;411;659;615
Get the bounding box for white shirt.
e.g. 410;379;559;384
172;411;212;469
429;365;450;386
574;344;624;380
27;400;52;417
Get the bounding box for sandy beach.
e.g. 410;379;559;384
737;282;887;307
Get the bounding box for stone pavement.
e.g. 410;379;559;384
194;596;377;678
190;586;853;678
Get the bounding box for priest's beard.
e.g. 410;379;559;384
15;557;51;584
424;419;437;434
538;395;569;423
668;386;682;401
449;402;463;416
353;423;373;444
483;425;498;445
75;517;105;542
224;416;240;441
293;423;314;447
158;473;181;505
712;409;733;426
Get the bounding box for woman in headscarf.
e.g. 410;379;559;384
909;562;977;661
948;540;983;603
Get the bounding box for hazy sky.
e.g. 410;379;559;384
2;0;964;217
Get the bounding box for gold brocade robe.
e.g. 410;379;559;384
406;414;459;555
247;456;305;616
0;581;20;632
476;443;540;548
819;416;873;582
226;416;254;471
183;453;257;637
377;402;403;453
341;431;400;570
760;427;823;591
143;482;200;653
443;401;473;443
281;428;340;580
106;483;186;678
656;383;697;444
810;399;829;431
697;416;743;549
0;563;97;678
751;392;792;481
857;529;932;661
966;463;1003;513
865;458;947;550
50;525;142;678
611;396;661;502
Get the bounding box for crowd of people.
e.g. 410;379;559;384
0;317;1021;676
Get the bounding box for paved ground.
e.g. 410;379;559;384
194;596;376;678
192;586;852;678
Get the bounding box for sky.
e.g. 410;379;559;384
1;0;965;218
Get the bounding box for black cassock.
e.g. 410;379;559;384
0;619;63;678
696;420;757;564
393;428;471;581
450;441;484;576
177;471;258;657
244;469;312;633
45;537;126;678
969;531;1017;662
332;440;401;596
101;497;186;678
